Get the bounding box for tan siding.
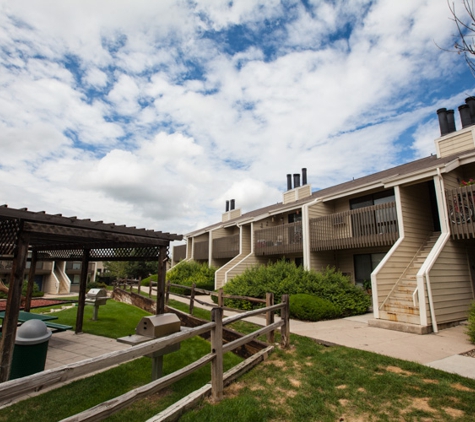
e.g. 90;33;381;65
428;239;474;324
283;191;296;204
375;183;433;305
308;202;333;219
438;130;474;158
309;251;336;273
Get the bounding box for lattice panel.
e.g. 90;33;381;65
0;219;20;255
36;249;84;259
90;247;160;260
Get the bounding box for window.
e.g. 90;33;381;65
354;253;385;286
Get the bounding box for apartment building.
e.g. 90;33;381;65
174;98;475;334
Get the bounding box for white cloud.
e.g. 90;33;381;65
0;0;473;237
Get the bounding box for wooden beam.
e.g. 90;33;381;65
211;307;224;403
24;250;38;312
75;249;90;334
156;245;167;315
0;228;30;383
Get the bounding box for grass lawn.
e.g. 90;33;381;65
5;298;475;421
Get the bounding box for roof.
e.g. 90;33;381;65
0;205;183;261
186;149;475;237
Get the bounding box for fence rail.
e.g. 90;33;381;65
0;289;289;422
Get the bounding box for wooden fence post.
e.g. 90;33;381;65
165;280;170;305
189;283;196;315
149;277;152;298
218;288;224;308
137;277;141;294
280;294;290;349
211;307;224;402
266;293;275;344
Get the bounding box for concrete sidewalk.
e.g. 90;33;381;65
171;294;475;380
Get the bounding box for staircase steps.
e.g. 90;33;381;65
379;232;440;327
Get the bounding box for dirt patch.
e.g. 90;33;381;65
337;385;347;390
288;377;301;388
422;379;439;384
451;382;474;392
400;397;436;417
443;407;464;418
224;382;245;398
385;366;413;376
264;358;286;368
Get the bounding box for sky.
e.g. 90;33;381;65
0;0;474;241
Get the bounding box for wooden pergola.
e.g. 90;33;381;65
0;205;182;382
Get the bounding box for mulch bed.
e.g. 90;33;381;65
0;298;70;312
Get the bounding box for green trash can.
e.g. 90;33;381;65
9;319;52;380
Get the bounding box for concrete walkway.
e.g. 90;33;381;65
170;294;475;380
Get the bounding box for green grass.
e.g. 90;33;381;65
8;298;475;421
1;300;242;421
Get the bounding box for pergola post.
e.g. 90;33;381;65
75;249;90;334
0;227;30;383
156;245;168;315
24;250;38;312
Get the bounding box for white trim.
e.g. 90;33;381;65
416;172;450;332
371;185;404;319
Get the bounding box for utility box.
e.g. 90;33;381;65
117;313;181;380
136;314;181;339
85;288;109;320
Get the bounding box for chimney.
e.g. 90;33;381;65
225;200;230;212
230;199;235;210
459;104;472;128
447;109;456;133
287;174;292;191
293;174;300;188
437;108;449;136
302;168;307;186
466;97;475;124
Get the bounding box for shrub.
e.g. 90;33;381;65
467;301;475;344
0;281;44;299
86;281;107;290
289;294;341;321
223;260;371;317
166;261;216;294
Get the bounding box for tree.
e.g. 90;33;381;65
449;0;475;74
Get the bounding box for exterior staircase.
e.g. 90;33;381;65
378;232;440;326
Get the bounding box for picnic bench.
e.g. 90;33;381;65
0;311;72;333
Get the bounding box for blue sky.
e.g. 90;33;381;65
0;0;474;238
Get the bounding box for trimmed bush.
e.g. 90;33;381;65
467;301;475;344
289;294;341;321
223;260;371;318
166;261;216;294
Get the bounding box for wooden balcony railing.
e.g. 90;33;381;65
194;240;209;260
212;234;239;259
446;185;475;239
173;244;186;262
254;222;303;256
310;201;399;251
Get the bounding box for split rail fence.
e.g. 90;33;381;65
0;290;290;422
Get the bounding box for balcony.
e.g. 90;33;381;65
255;222;303;256
212;234;239;259
446;185;475;239
194;240;209;260
310;202;399;251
